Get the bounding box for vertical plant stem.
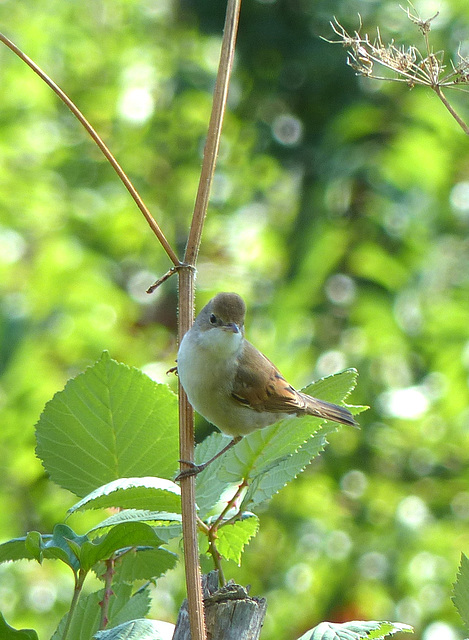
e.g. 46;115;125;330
207;530;227;587
61;569;87;640
178;1;242;639
178;266;205;640
99;556;116;630
184;0;242;266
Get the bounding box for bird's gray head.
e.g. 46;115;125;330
196;292;246;335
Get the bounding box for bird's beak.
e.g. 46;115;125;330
222;322;240;334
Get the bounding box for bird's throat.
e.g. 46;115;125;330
198;326;243;359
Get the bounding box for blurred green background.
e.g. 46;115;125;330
1;0;469;638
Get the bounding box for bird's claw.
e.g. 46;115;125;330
174;460;206;481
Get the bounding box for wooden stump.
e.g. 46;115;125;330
173;572;267;640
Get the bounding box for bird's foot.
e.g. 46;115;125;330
174;460;207;481
174;437;242;481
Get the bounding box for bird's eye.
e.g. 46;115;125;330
209;313;217;325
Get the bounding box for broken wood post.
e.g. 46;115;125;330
173;571;267;640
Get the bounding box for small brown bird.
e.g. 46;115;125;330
177;292;356;477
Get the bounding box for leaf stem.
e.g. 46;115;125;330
213;480;248;530
198;514;226;584
207;529;227;587
202;480;248;586
433;85;469;135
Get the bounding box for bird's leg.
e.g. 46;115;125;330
175;436;242;481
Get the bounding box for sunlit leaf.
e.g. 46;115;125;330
195;433;236;517
36;352;179;497
88;510;182;534
296;620;413;640
241;423;337;510
88;509;182;543
301;368;359;404
68;477;181;515
349;243;409;291
453;553;469;630
215;514;260;565
0;538;38;564
93;618;169;640
0;613;38;640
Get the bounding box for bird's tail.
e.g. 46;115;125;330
299;393;358;428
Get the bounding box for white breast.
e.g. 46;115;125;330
178;326;281;436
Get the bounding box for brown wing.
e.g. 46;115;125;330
231;341;357;427
231;341;306;413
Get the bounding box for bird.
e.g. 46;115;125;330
176;292;357;478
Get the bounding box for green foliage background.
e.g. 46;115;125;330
1;0;469;638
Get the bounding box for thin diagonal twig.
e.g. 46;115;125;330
0;31;180;266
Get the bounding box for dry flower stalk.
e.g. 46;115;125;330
325;6;469;135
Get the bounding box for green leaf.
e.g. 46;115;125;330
195;433;236;517
350;242;409;291
108;585;152;628
88;509;182;534
45;524;89;572
88;509;182;544
0;528;82;569
218;415;326;483
0;537;37;564
79;522;164;572
68;477;181;515
36;352;179;497
242;423;337;510
296;620;413;640
9;525;88;573
93;619;170;640
51;589;102;640
453;553;469;630
24;531;44;563
153;518;184;542
52;584;151;640
301;368;359;405
366;622;412;640
113;547;178;583
215;514;259;565
0;613;38;640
